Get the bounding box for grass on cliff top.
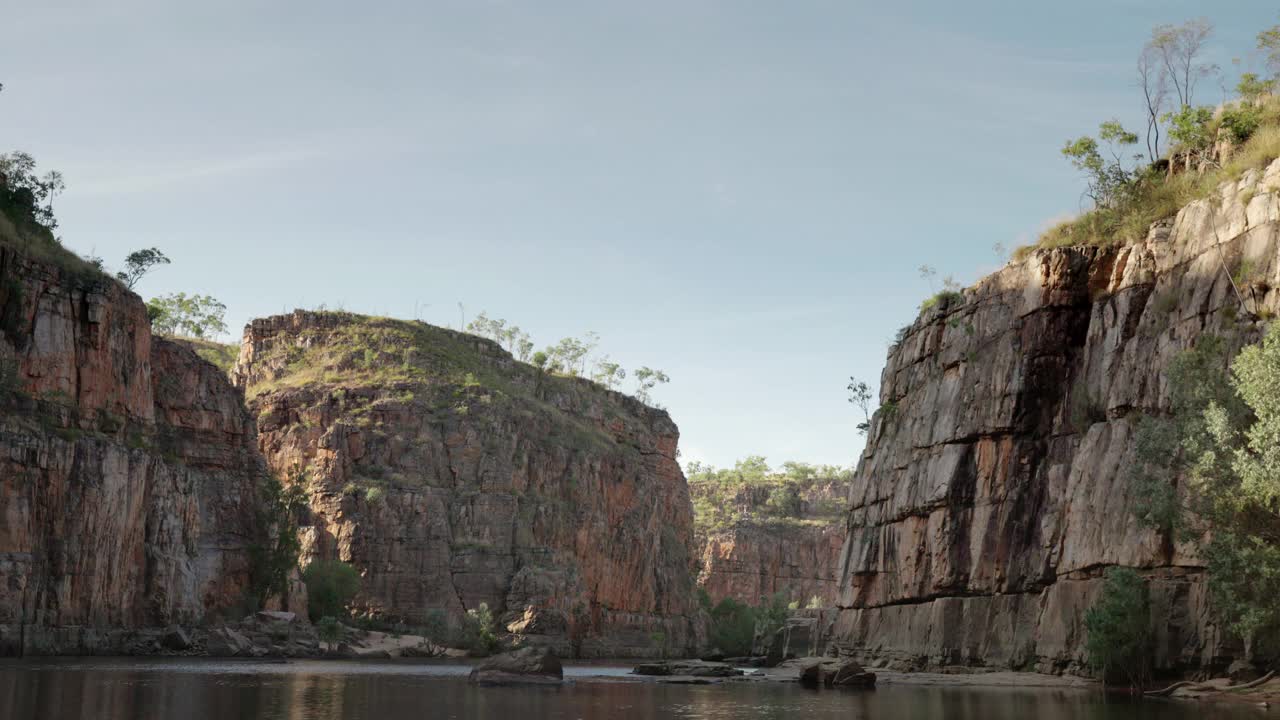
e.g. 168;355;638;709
164;336;238;373
244;312;626;453
0;203;108;283
688;456;852;534
1024;97;1280;257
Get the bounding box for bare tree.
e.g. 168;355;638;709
1137;45;1170;162
1148;19;1218;110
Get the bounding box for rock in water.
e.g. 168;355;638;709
469;646;564;685
795;657;876;689
161;626;193;651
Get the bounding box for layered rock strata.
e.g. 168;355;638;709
0;244;269;655
235;311;703;657
832;159;1280;675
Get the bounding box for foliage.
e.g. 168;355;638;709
1084;567;1151;687
1130;325;1280;653
0;151;64;229
459;602;500;655
248;474;308;609
302;559;362;622
1061;120;1140;210
116;248;169;290
705;592;791;657
421;609;448;644
847;378;873;435
316;616;343;651
147;292;228;339
590;356;626;389
633;366;670;405
688;456;853;533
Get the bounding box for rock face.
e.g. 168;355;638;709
832;159;1280;675
235;311;704;657
694;478;849;607
0;242;270;655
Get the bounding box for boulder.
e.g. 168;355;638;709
469;646;564;685
207;627;254;657
633;662;673;676
795;657;876;689
161;625;193;651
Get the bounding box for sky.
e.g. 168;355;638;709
1;0;1275;469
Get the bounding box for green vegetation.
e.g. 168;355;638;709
699;590;792;657
0;152;103;281
302;559;362;622
1131;324;1280;657
316;616;343;651
459;602;500;656
148;293;228;339
1084;567;1151;688
1035;19;1280;253
247;474;308;610
116;248;169;290
167;336;238;372
465;310;669;404
688;456;852;534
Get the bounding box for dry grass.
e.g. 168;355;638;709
1026;97;1280;255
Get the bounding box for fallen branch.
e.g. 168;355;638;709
1145;670;1276;697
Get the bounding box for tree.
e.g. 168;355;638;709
1131;326;1280;655
1061;120;1139;210
918;264;937;293
545;334;597;377
0;152;65;229
1163;105;1216;169
633;366;670;405
116;248;170;290
460;602;499;655
848;377;873;435
1084;567;1151;688
1138;41;1171;162
1148;19;1217;109
147;292;228;338
248;474;308;610
316;616;343;651
302;559;362;622
591;356;626;390
1258;22;1280;79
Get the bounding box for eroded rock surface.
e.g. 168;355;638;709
832;160;1280;674
0;246;270;655
235;311;704;657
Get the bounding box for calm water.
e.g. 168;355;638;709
0;659;1257;720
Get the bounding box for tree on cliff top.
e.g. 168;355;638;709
147;292;228;339
116;248;169;290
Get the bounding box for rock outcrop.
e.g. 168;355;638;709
694;478;849;607
469;645;563;685
831;159;1280;675
0;241;271;655
235;311;704;657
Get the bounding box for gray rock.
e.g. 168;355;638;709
469;646;563;685
161;625;193;651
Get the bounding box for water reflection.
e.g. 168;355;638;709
0;660;1255;720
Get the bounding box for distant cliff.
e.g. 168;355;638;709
0;229;269;655
234;311;704;657
692;469;849;608
831;158;1280;675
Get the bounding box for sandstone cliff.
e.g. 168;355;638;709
694;476;848;608
831;159;1280;675
0;240;269;655
234;311;703;657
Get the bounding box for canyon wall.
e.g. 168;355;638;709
0;243;268;655
235;311;704;657
831;159;1280;675
694;478;848;608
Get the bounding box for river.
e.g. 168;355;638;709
0;659;1257;719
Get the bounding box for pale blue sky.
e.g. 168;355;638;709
2;1;1273;468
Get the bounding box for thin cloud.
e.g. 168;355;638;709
70;144;328;197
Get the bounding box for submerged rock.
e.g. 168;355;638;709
469;646;564;685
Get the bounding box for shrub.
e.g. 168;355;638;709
707;598;756;656
1084;567;1151;687
302;559;362;622
316;616;343;651
458;602;500;656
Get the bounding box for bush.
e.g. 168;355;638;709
316;615;343;650
1084;567;1151;687
302;559;361;622
458;602;500;655
708;598;756;657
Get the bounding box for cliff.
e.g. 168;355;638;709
693;475;848;607
234;311;704;657
0;237;269;655
831;158;1280;675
